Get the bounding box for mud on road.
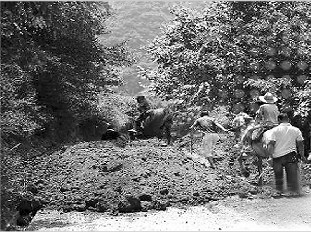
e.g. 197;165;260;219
9;135;311;230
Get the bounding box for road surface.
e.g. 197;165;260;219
28;189;311;231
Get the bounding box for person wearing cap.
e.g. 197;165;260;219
256;92;280;127
135;95;151;132
189;111;229;169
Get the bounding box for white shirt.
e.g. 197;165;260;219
268;123;304;158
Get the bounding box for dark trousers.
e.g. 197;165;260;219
135;112;149;129
272;152;300;193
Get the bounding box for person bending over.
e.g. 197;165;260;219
190;111;228;169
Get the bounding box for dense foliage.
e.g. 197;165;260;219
147;1;311;121
1;3;134;229
1;2;133;145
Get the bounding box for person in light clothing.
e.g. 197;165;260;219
190;111;228;169
256;92;280;127
231;112;253;141
246;92;280;143
266;113;307;195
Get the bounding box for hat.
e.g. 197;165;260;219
258;92;278;103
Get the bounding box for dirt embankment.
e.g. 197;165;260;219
5;136;311;230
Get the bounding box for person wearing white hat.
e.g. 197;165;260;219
238;92;280;154
256;92;280;127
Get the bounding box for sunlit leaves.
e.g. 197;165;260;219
148;1;311;120
147;2;229;109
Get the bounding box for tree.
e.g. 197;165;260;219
227;1;311;119
146;2;232;110
1;2;133;143
147;1;311;122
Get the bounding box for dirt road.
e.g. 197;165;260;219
28;189;311;231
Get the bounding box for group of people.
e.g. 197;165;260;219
189;92;310;196
133;92;310;195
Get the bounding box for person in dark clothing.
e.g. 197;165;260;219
101;124;121;140
135;95;151;131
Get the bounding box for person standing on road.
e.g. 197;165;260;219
266;113;307;196
189;111;229;169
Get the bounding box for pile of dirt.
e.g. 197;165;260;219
8;135;311;230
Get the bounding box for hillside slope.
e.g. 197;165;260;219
102;1;208;95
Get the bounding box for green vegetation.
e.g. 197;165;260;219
147;1;311;122
1;2;133;146
1;2;133;229
1;1;311;230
